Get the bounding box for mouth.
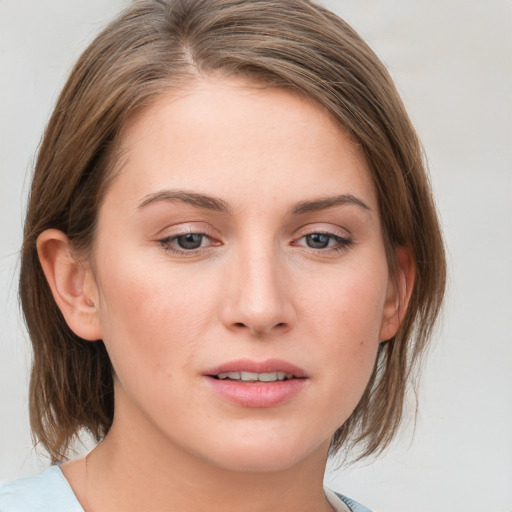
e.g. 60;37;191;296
214;371;295;382
204;358;307;382
203;359;308;407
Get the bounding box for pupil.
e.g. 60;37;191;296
307;233;330;249
177;233;203;249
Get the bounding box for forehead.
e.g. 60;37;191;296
107;77;377;213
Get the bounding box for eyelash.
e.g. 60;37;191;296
158;232;217;255
157;230;353;256
293;231;353;253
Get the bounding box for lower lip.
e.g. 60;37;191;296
205;377;308;408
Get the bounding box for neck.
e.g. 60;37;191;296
62;396;333;512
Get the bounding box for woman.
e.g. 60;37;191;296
1;0;445;510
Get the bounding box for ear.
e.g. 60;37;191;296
37;229;102;341
379;246;415;342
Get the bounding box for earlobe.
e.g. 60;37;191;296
379;246;415;342
37;229;102;341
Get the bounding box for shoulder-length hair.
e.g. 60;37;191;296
20;0;446;463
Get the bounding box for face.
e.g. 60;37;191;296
86;78;400;472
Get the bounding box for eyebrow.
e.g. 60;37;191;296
138;190;231;213
137;189;371;215
291;194;372;214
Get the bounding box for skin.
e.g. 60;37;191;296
38;78;413;512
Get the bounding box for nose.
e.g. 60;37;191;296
219;244;295;337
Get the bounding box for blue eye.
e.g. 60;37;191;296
175;233;206;250
305;233;331;249
297;232;352;252
159;232;212;253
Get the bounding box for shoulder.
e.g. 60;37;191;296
325;487;374;512
338;495;375;512
0;466;83;512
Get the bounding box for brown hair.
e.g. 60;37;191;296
19;0;446;463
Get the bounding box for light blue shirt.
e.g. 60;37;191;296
0;466;373;512
0;467;82;512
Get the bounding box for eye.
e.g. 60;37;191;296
175;233;207;250
294;231;353;252
304;233;333;249
158;231;217;254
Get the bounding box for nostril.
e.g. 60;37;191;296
231;321;288;334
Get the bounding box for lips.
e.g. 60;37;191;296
204;358;307;379
203;359;308;408
217;371;294;382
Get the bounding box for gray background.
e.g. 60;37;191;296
1;1;511;510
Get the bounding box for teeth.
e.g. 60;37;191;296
257;371;277;382
217;371;294;382
241;371;260;381
218;372;240;380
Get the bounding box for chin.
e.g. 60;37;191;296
195;430;330;474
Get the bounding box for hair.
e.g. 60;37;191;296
19;0;446;463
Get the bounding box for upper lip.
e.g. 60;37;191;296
203;358;307;378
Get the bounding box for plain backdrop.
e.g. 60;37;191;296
1;1;511;511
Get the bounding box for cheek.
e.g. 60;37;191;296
298;260;388;345
94;254;217;377
295;261;388;402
